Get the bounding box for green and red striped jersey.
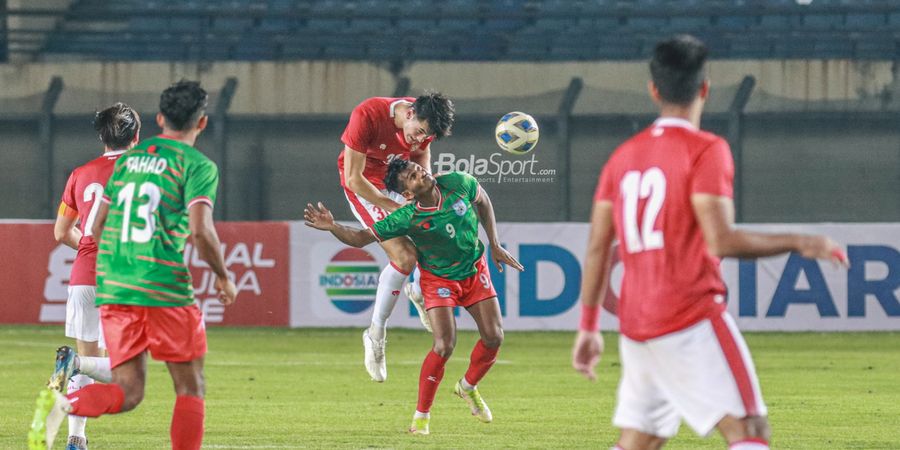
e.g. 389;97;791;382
95;135;218;307
372;171;484;281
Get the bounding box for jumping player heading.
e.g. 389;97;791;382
306;158;523;435
572;35;848;450
338;93;455;382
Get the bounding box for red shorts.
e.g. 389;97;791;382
420;255;497;310
100;304;207;368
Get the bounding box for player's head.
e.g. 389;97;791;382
157;80;208;133
404;91;455;145
93;102;141;151
385;158;435;199
649;35;709;106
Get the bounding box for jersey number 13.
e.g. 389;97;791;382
621;167;666;254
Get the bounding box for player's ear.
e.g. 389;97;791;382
156;112;166;130
402;190;415;201
648;80;662;104
196;115;209;132
698;79;710;101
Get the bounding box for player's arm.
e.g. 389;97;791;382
189;203;237;305
304;202;378;248
691;194;847;265
410;143;432;173
54;205;82;249
90;201;110;241
473;185;524;272
343;147;404;213
572;200;613;381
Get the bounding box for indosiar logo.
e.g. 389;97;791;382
319;248;380;314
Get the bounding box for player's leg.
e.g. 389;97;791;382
146;304;208;450
717;415;771;449
611;335;678;449
64;285;104;449
615;429;668;450
166;358;206;450
644;312;768;448
370;235;418;340
410;305;456;435
454;296;502;423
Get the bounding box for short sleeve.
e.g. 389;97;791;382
60;170;78;210
184;158;219;209
340;101;375;153
593;162;617;202
458;171;481;203
372;207;412;241
690;138;734;198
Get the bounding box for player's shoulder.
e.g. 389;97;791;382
436;170;475;186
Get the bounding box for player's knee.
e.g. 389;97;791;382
432;337;455;358
392;251;417;274
482;327;503;349
174;372;206;398
119;388;144;412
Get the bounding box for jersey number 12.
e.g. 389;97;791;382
621;167;666;254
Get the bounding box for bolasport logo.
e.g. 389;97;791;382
433;152;557;184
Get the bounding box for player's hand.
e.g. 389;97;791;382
304;202;336;231
798;235;849;268
572;330;604;381
490;244;524;272
214;276;237;306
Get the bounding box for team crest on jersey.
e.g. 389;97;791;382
452;199;468;216
437;287;451;298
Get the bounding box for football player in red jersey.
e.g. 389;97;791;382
573;35;848;450
338;92;455;382
51;103;140;450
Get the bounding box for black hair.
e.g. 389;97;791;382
93;102;140;150
384;158;410;194
412;91;455;139
649;35;709;105
159;80;208;131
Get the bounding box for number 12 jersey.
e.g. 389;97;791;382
595;117;734;341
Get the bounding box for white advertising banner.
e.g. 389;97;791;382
290;222;900;331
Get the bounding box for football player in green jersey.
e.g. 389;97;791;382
304;158;523;435
29;81;237;450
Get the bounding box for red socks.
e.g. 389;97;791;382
416;351;449;413
171;395;205;450
464;340;499;386
66;383;124;417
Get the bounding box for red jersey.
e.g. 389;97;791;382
337;97;434;189
595;117;733;341
59;150;125;286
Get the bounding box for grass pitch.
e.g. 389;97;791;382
2;326;899;449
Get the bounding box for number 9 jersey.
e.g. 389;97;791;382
96;136;219;308
595;117;733;341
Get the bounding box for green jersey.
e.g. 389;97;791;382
373;171;484;281
95;136;219;307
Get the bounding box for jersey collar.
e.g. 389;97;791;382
103;150;126;156
653;117;697;131
416;188;443;212
389;99;412;118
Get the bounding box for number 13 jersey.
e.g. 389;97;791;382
595;117;734;341
96;135;219;307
